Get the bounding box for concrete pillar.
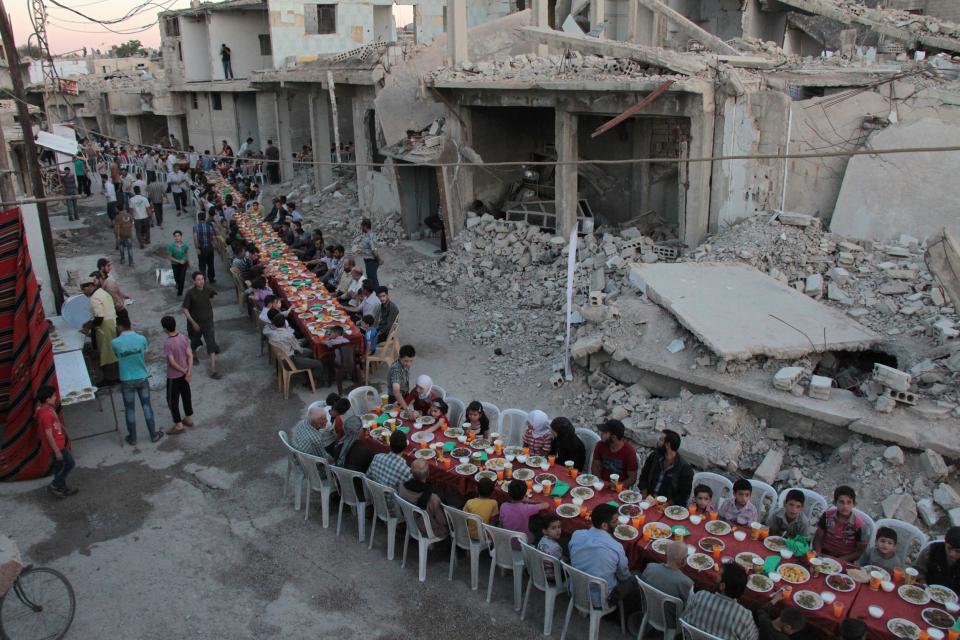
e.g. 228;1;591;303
447;0;468;66
554;107;578;237
165;115;185;146
590;0;605;37
351;97;371;210
532;0;549;56
631;120;652;215
126;116;143;144
308;89;334;188
275;90;294;182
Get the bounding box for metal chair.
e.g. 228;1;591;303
872;518;929;565
480;401;501;432
396;496;448;582
328;465;368;542
692;472;734;510
348;385;380;416
296;451;334;527
277;430;304;511
482;523;527;611
576;427;601;470
519;541;567;636
636;576;685;640
446;396;466;428
363;477;399;560
500;409;529;448
777;487;829;525
680;619;725;640
442;505;487;590
748;478;778;522
559;561;626;640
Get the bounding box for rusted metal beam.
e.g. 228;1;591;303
590;79;675;139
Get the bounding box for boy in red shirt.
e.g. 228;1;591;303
35;386;78;497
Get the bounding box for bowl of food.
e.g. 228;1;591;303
881;581;895;593
868;605;884;619
733;531;747;542
821;591;836;605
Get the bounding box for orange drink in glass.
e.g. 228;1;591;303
505;466;512;479
570;468;579;479
548;455;556;466
554;497;562;506
712;546;721;562
893;567;904;583
615;482;623;492
869;571;882;591
832;602;843;619
947;630;958;640
636;512;646;526
526;479;534;492
631;516;642;529
580;505;588;518
497;470;504;481
689;504;698;516
782;585;792;600
522;447;530;456
709;511;718;521
642;528;651;542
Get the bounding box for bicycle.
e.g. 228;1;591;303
0;565;75;640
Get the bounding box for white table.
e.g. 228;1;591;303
49;316;86;354
53;351;94;397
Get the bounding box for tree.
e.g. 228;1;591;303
16;44;42;59
110;40;146;58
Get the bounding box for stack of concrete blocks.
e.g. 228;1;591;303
872;363;915;412
808;375;834;400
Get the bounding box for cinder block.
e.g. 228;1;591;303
873;363;912;392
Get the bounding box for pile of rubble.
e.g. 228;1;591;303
430;52;684;83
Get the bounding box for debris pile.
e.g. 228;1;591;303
431;52;684;83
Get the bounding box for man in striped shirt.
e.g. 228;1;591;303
680;563;758;640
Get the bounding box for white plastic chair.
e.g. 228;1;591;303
777;487;829;525
396;496;448;582
363;477;399;560
692;472;734;510
432;384;447;400
482;523;527;611
329;465;368;542
872;518;929;565
519;541;567;636
347;385;380;416
277;431;304;510
748;478;778;522
443;505;487;590
446;396;466;429
296;451;334;527
680;619;725;640
559;561;626;640
481;401;501;432
500;409;529;448
576;427;601;470
636;576;685;640
854;508;876;545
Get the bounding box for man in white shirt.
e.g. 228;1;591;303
128;186;153;248
167;167;188;216
165;151;177;174
102;174;118;222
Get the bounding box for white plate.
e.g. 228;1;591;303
557;504;580;519
779;563;811;585
570;487;595;501
763;536;787;552
747;574;773;593
576;474;599;487
512;468;534;481
618;490;642;504
411;431;435;444
898;584;931;606
614;525;638;541
704;520;731;536
650;538;671;555
818;557;843;575
414;448;436;459
455;464;478;476
927;584;959;606
862;565;891;583
664;505;689;520
886;618;921;639
686;553;714;572
793;590;824;611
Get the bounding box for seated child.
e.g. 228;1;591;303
688;484;715;514
858;526;899;572
814;485;867;562
766;489;810;538
464;478;499;540
422;398;449;435
531;514;564;581
360;314;378;354
499;479;548;543
718;478;759;526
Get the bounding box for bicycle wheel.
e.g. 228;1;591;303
0;567;76;640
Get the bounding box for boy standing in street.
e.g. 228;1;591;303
36;386;77;497
114;206;135;266
111;316;164;446
161;315;194;435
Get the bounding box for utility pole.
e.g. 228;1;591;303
0;0;64;311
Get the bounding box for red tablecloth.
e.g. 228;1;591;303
847;579;952;640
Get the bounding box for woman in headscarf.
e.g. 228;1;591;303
522;410;554;456
404;374;440;416
338;416;375;475
548;417;586;471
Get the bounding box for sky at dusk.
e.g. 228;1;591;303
9;1;415;55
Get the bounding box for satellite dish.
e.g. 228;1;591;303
61;294;89;328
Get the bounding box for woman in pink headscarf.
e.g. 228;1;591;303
522;410;554;456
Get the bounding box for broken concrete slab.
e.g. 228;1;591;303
754;449;784;484
927;229;960;310
633;0;742;55
934;483;960;511
920;449;949;481
630;262;878;361
881;492;918;523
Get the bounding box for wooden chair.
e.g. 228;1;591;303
364;319;400;384
271;345;316;399
329;341;361;396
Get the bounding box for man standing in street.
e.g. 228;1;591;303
167;162;188;216
146;172;167;227
128;186;153;248
220;43;233;79
96;259;130;325
161;315;194;435
102;174;118;223
36;386;78;497
80;275;119;385
112;316;163;446
74;154;91;197
265;139;280;184
193;211;217;283
114;205;134;265
61;166;79;221
181;271;221;379
110;158;123;210
359;218;383;290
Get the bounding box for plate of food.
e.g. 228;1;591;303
576;474;600;487
618;490;642;504
451;447;472;459
886;618;921;640
818;557;843;575
469;439;492;450
644;522;672;540
826;573;856;593
557;504;580;519
411;431;435;444
535;473;557;485
370;427;391;439
763;536;787;552
614;525;638;541
619;504;642;518
414;448;436;460
793;590;824;611
505;446;524;457
927;584;959;606
686;553;715;572
748;574;774;593
779;564;811;585
860;566;891;583
570;487;595;501
704;520;731;536
898;584;931;606
664;505;689;520
475;470;498;483
512;468;535;482
527;456;547;468
650;538;672;555
485;458;508;471
415;416;436;428
698;537;725;553
921;608;956;630
455;463;479;476
735;552;762;570
82;386;97;394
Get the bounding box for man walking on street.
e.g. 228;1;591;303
114;206;134;265
167;162;188;216
36;386;78;497
161;315;194;435
220;44;233;79
96;258;130;325
181;272;221;379
146;173;167;227
265;139;280;184
112;316;164;446
61;166;79;221
102;174;118;223
193;211;217;283
128;186;153;248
